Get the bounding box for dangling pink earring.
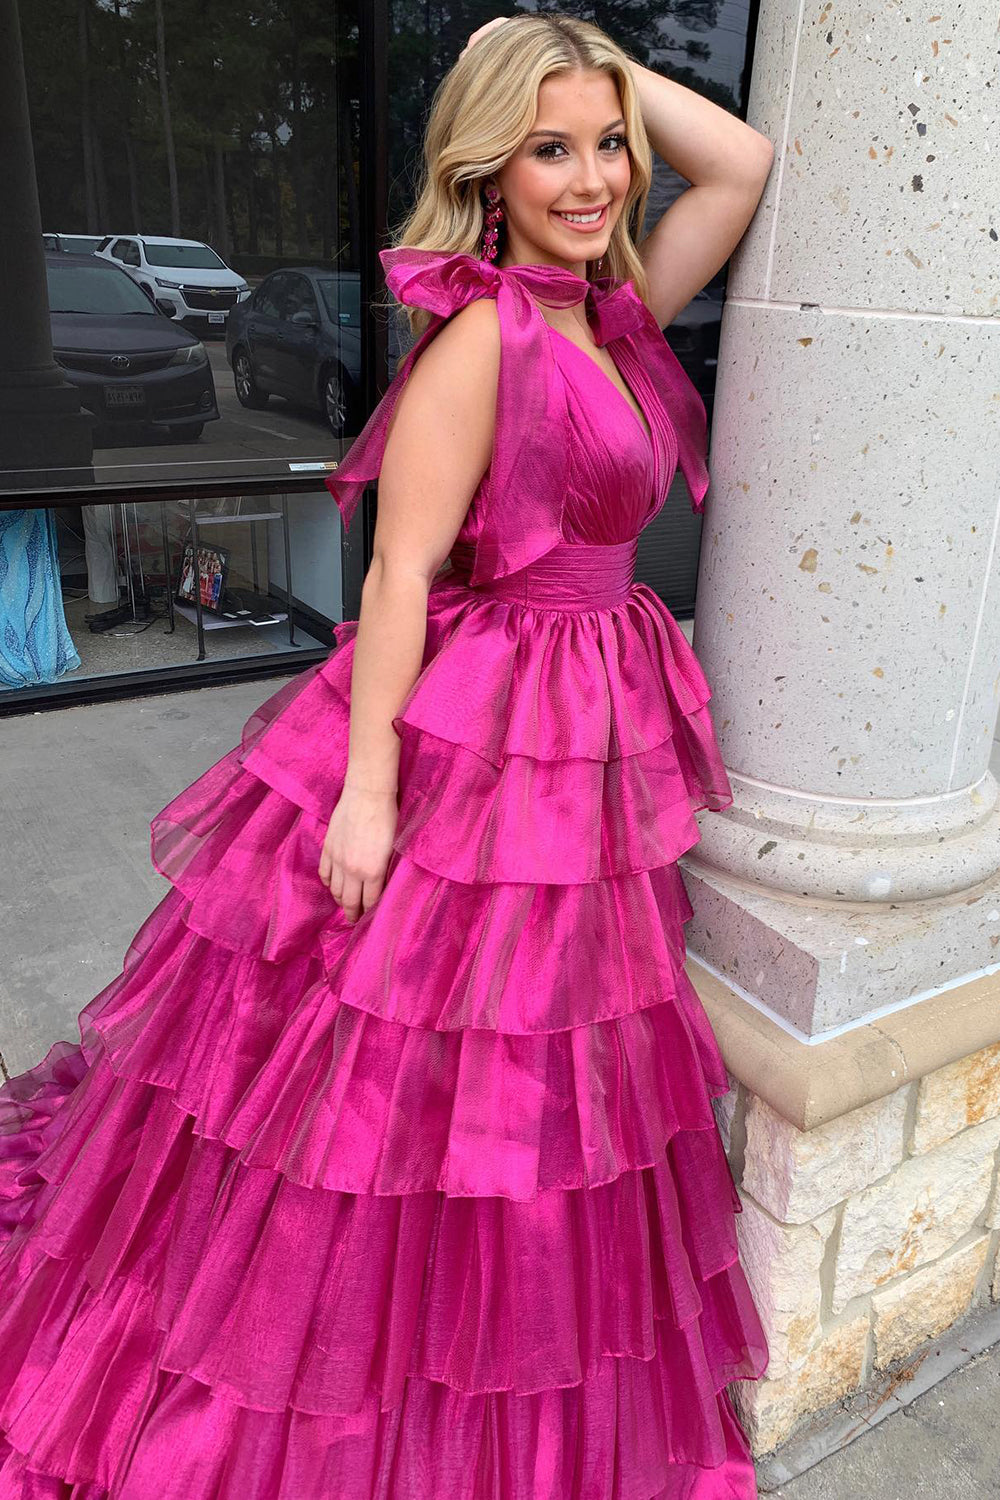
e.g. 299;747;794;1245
481;183;504;262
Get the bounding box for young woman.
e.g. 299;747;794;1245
0;14;773;1497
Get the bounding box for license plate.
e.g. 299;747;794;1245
104;385;145;408
207;312;226;325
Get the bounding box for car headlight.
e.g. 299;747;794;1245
155;277;182;289
168;342;208;367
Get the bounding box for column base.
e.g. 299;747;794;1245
691;774;1000;905
681;850;1000;1036
694;963;1000;1473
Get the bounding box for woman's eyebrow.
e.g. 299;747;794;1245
525;118;626;140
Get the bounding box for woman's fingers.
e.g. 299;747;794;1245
338;871;363;925
320;859;386;924
319;790;397;919
361;874;385;916
462;16;512;54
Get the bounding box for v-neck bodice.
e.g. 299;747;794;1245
544;318;674;545
543;320;653;449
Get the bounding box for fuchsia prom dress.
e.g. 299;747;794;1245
0;247;769;1498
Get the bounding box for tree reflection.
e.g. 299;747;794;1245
21;0;735;274
22;0;360;270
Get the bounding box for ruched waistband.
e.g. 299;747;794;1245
448;538;639;611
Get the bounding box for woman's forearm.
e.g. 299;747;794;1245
627;61;772;186
341;558;431;797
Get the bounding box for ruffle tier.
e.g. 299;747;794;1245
2;877;734;1200
74;910;728;1199
2;1102;756;1409
150;726;704;1008
146;572;732;985
0;892;767;1494
153;767;707;1033
384;575;717;768
0;982;767;1495
0;1278;758;1500
219;572;734;888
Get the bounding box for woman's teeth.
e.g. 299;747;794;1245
554;207;605;224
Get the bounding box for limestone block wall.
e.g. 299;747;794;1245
718;1042;1000;1455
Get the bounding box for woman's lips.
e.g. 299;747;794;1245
550;203;609;233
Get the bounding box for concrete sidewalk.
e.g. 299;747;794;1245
2;675;998;1495
768;1335;1000;1496
0;678;295;1078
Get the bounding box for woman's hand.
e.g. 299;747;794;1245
460;16;513;57
318;781;399;924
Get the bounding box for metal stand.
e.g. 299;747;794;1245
181;495;296;663
106;502;146;620
159;501;175;634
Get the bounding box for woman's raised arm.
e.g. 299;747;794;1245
629;61;773;329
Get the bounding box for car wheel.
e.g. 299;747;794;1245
167;423;204;442
234;349;269;409
322;364;351;437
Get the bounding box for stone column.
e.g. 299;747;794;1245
683;0;1000;1039
0;0;92;477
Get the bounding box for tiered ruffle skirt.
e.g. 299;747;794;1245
0;571;768;1497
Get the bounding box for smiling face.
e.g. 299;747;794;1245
493;67;632;277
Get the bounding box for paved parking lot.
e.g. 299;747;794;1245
87;342;337;489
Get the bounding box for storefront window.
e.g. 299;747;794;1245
5;0;369;497
0;0;373;708
0;491;340;697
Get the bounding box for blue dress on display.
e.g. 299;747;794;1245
0;509;80;690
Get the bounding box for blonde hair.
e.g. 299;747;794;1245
387;14;652;337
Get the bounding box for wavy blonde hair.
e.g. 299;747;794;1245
388;14;652;338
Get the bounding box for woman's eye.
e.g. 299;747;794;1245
533;134;628;160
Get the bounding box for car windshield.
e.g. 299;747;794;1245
144;243;227;270
60;236;102;253
47;261;156;316
317;278;360;325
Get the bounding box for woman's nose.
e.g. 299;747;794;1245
571;156;608;196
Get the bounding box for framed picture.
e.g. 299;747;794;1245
175;541;230;616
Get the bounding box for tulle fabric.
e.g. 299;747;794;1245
0;997;768;1497
0;249;768;1497
0;631;768;1496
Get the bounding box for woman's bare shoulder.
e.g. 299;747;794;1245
426;297;500;366
384;296;501;477
400;297;500;412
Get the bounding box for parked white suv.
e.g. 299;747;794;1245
95;235;250;332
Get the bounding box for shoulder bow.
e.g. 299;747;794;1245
381;247;647;347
